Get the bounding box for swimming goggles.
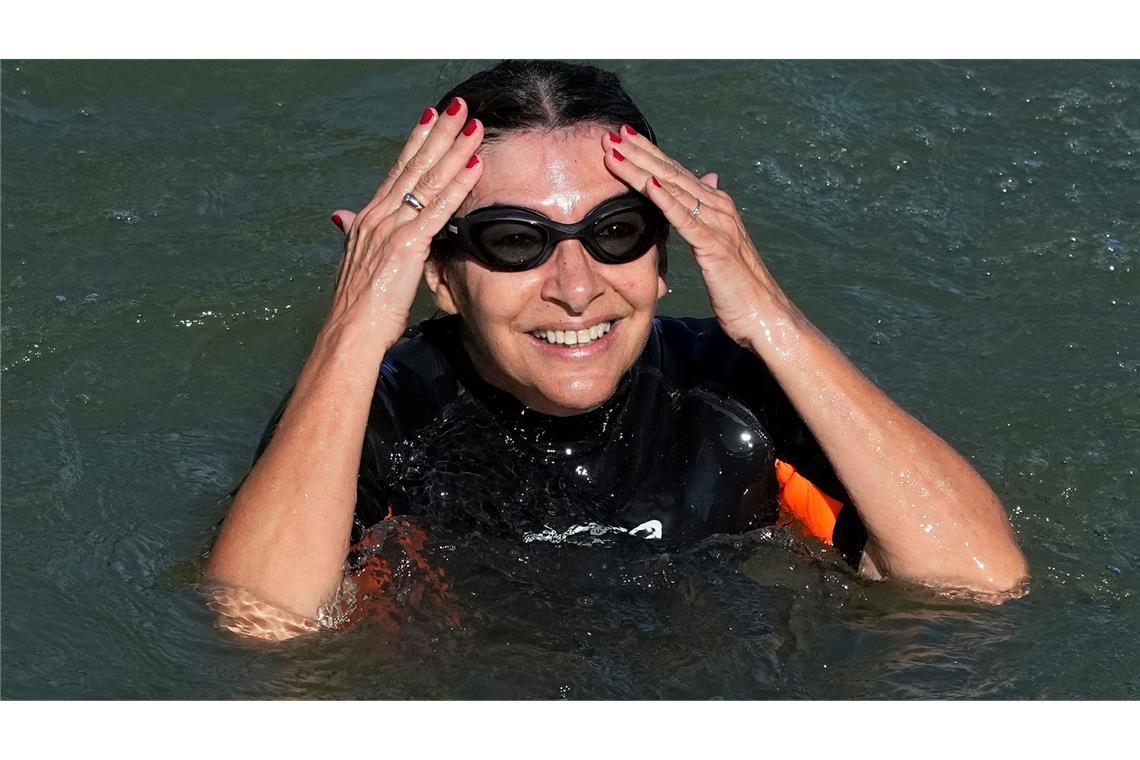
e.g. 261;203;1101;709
434;191;668;272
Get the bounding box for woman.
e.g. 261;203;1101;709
205;61;1027;639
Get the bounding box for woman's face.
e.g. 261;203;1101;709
427;126;667;417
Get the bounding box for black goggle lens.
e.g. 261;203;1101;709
591;209;650;258
471;221;549;267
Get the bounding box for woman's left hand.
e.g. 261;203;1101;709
601;126;789;349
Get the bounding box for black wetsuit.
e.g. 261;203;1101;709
271;314;867;565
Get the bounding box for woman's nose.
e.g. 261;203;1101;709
539;240;605;315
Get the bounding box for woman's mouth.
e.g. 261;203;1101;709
525;318;621;357
528;320;613;346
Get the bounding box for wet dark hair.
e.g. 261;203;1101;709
434;60;659;146
430;60;669;276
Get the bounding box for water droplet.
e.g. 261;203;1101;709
109;209;140;225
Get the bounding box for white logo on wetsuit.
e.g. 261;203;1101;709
522;519;664;544
629;519;663;540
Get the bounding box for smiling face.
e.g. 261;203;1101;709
425;126;667;417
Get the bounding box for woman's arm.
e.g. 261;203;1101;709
205;100;486;624
205;318;386;620
730;287;1026;592
604;127;1027;595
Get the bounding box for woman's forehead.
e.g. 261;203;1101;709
461;127;630;221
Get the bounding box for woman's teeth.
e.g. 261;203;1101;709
531;321;613;346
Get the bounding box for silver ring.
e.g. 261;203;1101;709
691;197;702;217
403;192;426;213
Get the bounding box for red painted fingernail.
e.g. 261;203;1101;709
651;177;662;188
608;131;622;144
612;149;625;162
624;125;638;136
463;119;478;136
466;154;479;169
419;108;434;125
331;213;344;230
446;98;462;116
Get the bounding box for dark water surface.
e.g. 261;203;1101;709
2;60;1137;699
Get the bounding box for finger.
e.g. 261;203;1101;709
331;208;360;291
394;118;485;224
603;142;704;220
330;209;357;233
380;97;472;210
643;175;719;250
346;106;474;248
618;125;687;171
614;127;730;212
700;172;719;189
371;107;439;203
613;125;702;187
394;153;485;246
649;175;701;223
602;139;655;194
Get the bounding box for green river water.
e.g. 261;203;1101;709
1;60;1137;699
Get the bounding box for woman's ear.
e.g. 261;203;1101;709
424;257;461;315
657;275;668;300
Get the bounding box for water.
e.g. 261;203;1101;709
2;60;1137;699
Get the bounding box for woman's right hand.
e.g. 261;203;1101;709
325;97;484;352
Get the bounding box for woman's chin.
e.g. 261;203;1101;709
524;379;619;417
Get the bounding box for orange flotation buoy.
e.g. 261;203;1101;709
775;458;844;545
